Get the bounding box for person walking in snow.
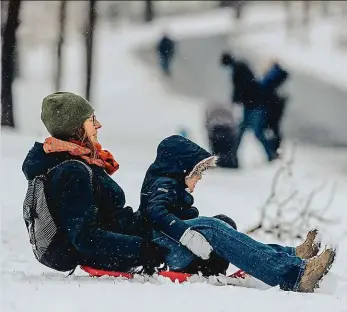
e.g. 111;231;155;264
259;61;290;152
156;33;175;76
220;52;278;162
22;92;168;274
139;134;336;292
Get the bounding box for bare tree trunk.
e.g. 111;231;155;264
56;0;67;91
301;0;311;44
219;1;232;7
284;1;294;37
1;0;22;128
85;0;96;101
235;1;243;20
144;0;154;23
302;0;310;28
321;0;329;17
218;1;242;18
337;1;347;49
1;1;9;37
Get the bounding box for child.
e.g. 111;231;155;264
138;135;335;292
139;135;236;275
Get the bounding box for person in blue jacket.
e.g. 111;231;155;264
259;61;290;151
139;134;335;293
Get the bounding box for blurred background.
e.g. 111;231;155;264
2;1;347;153
2;0;347;236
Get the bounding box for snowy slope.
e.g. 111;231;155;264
2;12;347;312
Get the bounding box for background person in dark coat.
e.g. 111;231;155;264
220;52;277;162
259;61;290;152
205;104;239;169
156;33;175;76
138;135;333;292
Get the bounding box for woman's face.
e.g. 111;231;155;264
83;113;102;143
185;174;202;193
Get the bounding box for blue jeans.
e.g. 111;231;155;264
237;107;277;161
159;55;171;76
153;217;306;291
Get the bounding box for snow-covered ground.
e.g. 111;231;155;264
2;4;347;312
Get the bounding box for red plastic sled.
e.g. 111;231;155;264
80;265;247;283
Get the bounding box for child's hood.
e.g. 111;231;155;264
149;135;216;179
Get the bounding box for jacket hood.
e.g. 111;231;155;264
22;142;69;180
147;135;215;180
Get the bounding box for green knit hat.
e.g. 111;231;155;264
41;92;94;139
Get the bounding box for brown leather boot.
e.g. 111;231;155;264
297;248;336;293
296;229;321;259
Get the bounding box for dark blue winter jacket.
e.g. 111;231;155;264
229;60;263;109
22;142;145;272
157;36;175;59
259;63;289;125
259;63;289;92
139;135;212;242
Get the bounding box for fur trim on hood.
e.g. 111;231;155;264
186;156;218;178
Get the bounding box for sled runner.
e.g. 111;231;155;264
79;265;271;289
81;266;193;282
80;265;253;283
81;265;247;281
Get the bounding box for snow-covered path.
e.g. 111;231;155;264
2;7;347;312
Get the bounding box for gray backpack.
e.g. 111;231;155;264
23;159;92;267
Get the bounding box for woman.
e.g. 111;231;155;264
139;135;336;293
22;91;168;274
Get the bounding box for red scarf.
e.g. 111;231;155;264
43;137;119;175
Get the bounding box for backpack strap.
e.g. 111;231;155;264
46;159;93;185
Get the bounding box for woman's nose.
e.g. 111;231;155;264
95;119;102;129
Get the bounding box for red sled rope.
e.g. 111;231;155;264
80;265;247;283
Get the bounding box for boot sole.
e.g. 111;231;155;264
313;249;336;291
